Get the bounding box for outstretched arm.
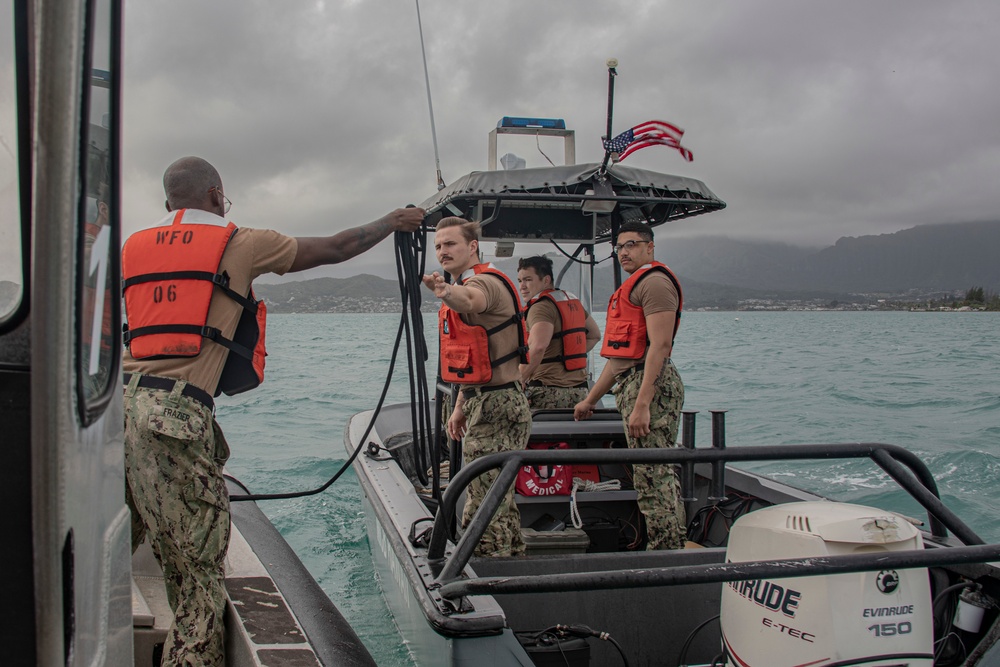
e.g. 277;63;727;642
289;207;425;272
421;272;488;314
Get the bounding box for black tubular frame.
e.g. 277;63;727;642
438;543;1000;600
426;442;983;586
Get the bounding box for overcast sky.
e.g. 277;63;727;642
6;1;1000;285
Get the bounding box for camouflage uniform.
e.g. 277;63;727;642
613;359;686;550
524;385;589;410
461;387;531;557
124;375;230;667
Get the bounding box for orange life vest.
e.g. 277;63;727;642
525;288;589;371
600;262;682;360
121;209;267;396
438;264;527;384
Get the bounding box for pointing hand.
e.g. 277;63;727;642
421;272;451;299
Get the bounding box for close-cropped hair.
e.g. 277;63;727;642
163;156;220;209
436;216;481;243
517;255;554;281
616;221;653;243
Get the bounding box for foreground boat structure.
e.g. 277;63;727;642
344;119;1000;666
347;405;1000;666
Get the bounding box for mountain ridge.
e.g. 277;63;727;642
3;220;994;315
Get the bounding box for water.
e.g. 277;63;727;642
219;311;1000;666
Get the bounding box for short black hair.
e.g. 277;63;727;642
163;156;222;210
615;221;653;243
517;255;554;281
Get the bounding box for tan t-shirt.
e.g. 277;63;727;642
123;209;298;395
461;272;521;386
526;298;600;387
605;270;679;377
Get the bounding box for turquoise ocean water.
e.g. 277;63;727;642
218;311;1000;666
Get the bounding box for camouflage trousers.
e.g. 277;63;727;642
461;387;531;557
613;360;687;550
124;376;231;667
525;384;589;410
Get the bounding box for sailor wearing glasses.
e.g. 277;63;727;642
573;220;687;551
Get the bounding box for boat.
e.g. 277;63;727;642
0;4;375;665
343;113;1000;666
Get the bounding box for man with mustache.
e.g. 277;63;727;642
422;216;529;557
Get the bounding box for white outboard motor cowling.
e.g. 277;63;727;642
720;501;933;666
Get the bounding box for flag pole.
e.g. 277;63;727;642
599;59;623;286
599;58;618;174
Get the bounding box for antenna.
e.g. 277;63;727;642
414;0;446;190
599;58;618;173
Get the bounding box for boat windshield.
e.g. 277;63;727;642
0;3;24;324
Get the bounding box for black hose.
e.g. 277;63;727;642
555;624;630;667
229;312;408;502
676;614;720;667
396;225;432;488
230;227;429;502
549;238;612;266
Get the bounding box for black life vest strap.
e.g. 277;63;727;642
446;346;527;375
123;270;217;289
458;270;529;366
206;330;255;361
487;310;528;367
551;326;588;339
484;312;520;337
490;347;526;368
629;265;683;343
541;352;589;365
122;324;254;361
122;271;257;313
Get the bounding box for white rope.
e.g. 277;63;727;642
569;477;621;529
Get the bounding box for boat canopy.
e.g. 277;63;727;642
418;162;726;243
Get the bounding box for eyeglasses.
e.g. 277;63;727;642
208;186;232;214
613;239;649;254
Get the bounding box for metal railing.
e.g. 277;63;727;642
427;441;989;592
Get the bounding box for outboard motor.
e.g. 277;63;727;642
720;501;933;666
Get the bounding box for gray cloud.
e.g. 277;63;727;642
49;0;1000;282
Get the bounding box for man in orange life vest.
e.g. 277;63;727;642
121;156;424;666
573;221;687;550
422;217;530;557
517;255;601;410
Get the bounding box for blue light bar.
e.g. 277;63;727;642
498;117;566;129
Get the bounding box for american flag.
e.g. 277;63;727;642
602;120;693;162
